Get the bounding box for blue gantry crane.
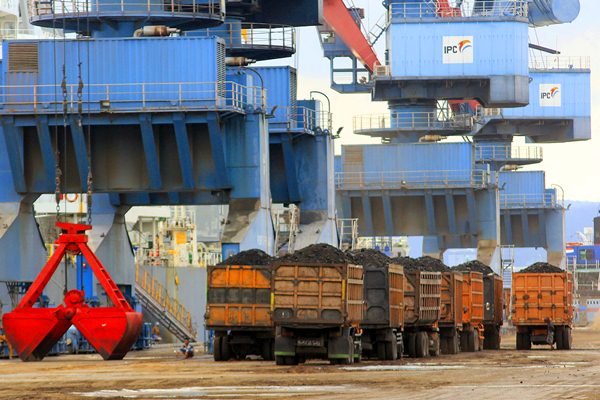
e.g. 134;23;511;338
329;0;590;270
0;0;341;309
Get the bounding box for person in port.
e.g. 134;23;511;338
151;322;162;343
178;339;194;359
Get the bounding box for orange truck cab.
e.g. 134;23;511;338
206;264;274;361
512;272;573;350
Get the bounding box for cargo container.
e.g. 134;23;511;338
483;274;504;350
438;271;463;355
402;270;442;358
459;271;484;352
205;264;274;361
272;262;364;365
360;264;404;360
512;272;573;350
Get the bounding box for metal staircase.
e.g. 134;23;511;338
273;205;300;254
135;266;197;342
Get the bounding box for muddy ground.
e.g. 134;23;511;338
2;328;600;399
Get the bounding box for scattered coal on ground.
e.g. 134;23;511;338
517;262;564;274
276;243;352;264
218;249;274;266
390;256;449;272
453;260;495;276
346;249;391;268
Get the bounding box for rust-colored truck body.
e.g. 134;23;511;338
461;271;484;325
361;264;404;360
272;263;364;328
272;262;364;365
206;264;274;361
512;272;574;350
438;271;463;354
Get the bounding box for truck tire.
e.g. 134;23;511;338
460;331;469;352
221;335;231;361
440;336;448;354
452;333;461;354
386;339;398;360
415;332;429;358
213;336;222;361
406;333;417;358
261;340;274;361
563;327;572;350
285;356;299;365
555;327;564;350
376;342;386;360
483;326;501;350
275;355;286;365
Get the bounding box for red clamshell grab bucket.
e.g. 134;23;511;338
73;308;142;360
1;222;142;361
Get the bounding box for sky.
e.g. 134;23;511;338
256;0;600;203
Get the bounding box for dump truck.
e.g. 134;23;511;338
482;273;504;349
360;263;404;360
206;264;274;361
459;271;484;352
402;270;442;358
272;262;364;365
512;271;573;350
438;271;463;354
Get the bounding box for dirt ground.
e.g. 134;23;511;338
2;328;600;400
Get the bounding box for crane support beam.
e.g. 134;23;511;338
322;0;380;73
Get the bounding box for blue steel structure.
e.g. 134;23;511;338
0;0;337;310
331;0;589;270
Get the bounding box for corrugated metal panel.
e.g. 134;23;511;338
502;71;591;118
499;171;545;196
2;37;222;110
252;66;294;123
389;21;528;77
358;143;473;173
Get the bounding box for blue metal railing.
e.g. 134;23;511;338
388;0;528;21
335;169;490;190
499;193;562;209
0;81;264;114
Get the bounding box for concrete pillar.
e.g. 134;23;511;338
294;134;339;249
422;236;445;260
221;109;275;256
476;187;501;273
546;208;566;268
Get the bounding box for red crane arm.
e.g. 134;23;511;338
322;0;381;73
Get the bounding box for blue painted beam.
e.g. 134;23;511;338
138;114;162;190
342;193;352;219
35;116;56;188
361;194;374;236
172;114;194;190
280;135;301;202
537;210;547;247
206;114;231;189
382;192;394;237
503;213;513;245
445;193;457;235
424;192;436;235
68;117;90;189
520;210;530;247
0;118;26;193
466;190;478;245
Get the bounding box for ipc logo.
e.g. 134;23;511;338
442;36;473;64
541;86;560;99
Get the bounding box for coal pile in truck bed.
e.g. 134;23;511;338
276;243;352;265
218;249;274;266
346;249;391;268
453;260;495;276
390;256;450;272
517;262;564;274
